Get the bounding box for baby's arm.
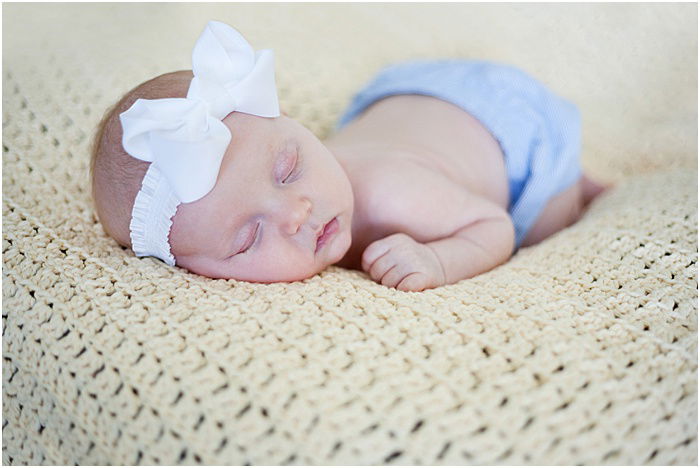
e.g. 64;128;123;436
362;207;515;292
425;214;514;283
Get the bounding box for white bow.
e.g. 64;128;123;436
120;21;280;203
119;21;280;265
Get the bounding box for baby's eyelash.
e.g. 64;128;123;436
239;222;260;255
282;151;302;184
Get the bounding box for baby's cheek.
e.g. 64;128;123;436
252;250;319;282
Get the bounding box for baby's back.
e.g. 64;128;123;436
333;94;509;206
331;60;585;253
325;94;510;269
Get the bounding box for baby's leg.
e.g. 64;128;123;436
520;173;612;248
581;173;612;208
520;178;583;248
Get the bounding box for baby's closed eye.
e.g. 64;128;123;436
276;142;302;184
229;221;261;258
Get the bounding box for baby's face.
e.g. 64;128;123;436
168;112;354;282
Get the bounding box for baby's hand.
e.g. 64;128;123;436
361;233;446;292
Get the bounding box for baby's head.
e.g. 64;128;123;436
91;22;354;282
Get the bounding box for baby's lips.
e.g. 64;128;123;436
315;217;339;253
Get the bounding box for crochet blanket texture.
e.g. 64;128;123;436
2;4;697;465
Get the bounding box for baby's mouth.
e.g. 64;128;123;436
315;217;339;253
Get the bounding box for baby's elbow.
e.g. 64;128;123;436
501;216;516;263
491;215;515;265
455;214;515;268
481;214;515;266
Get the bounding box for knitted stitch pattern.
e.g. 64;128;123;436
3;4;697;465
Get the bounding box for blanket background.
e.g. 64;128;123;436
3;3;697;464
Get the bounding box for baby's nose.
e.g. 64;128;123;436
281;197;312;235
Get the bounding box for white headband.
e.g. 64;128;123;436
119;21;280;265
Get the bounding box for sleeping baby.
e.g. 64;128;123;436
91;21;609;292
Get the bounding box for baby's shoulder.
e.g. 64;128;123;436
350;156;496;242
350;155;438;211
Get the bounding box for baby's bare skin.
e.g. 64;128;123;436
93;72;609;292
325;94;604;289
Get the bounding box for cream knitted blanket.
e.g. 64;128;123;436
2;4;697;465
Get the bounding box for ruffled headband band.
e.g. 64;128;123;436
119;21;280;265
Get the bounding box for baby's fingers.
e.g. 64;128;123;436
396;272;431;292
367;250;399;284
379;263;414;288
361;238;392;272
361;233;410;272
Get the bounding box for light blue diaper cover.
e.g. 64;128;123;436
336;60;582;251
